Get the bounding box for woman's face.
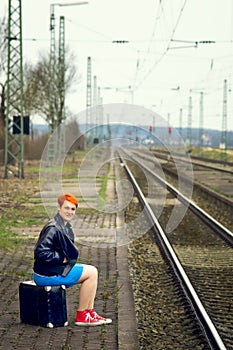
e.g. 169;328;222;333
58;200;76;223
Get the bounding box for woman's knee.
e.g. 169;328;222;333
88;265;98;279
80;264;98;281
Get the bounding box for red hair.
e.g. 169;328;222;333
57;193;78;208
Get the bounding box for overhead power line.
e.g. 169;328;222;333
170;39;216;49
134;0;188;90
132;0;164;88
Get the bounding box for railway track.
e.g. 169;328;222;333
116;148;233;350
151;149;233;173
131;147;233;202
152;149;233;202
129;146;233;231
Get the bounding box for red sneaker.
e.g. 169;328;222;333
75;310;103;326
89;309;112;325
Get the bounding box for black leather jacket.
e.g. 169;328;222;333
33;213;79;277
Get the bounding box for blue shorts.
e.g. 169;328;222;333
33;263;84;288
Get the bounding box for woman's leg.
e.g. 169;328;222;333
75;264;112;325
77;264;98;311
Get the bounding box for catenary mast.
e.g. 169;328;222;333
4;0;25;178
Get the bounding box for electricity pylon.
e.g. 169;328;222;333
48;8;66;163
221;79;227;148
57;16;66;160
187;93;192;146
199;92;204;146
4;0;25;178
86;56;92;132
49;4;56;133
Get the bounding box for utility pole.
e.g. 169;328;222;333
167;113;171;144
152;115;155;135
98;88;103;141
187;93;192;146
93;75;97;132
48;2;88;161
190;88;205;147
97;86;101;127
167;113;170;129
46;4;57;164
49;2;88;132
199;92;204;146
86;56;92;133
179;108;183;138
58;16;66;160
4;0;25;178
49;4;57;132
96;86;101;133
58;16;65;125
221;79;227;156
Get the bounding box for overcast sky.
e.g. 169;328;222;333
1;0;233;131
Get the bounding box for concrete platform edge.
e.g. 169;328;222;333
115;159;140;350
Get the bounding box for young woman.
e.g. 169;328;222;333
33;193;112;326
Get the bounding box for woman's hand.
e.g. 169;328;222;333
63;257;68;263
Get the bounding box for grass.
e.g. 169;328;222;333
98;174;108;210
0;204;47;250
0;221;22;250
0;162;45;249
190;146;233;162
0;150;114;250
98;162;111;210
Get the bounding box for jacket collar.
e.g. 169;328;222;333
53;213;75;241
54;213;72;230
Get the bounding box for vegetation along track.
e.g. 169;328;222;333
116;148;233;350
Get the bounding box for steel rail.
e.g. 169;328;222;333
151;149;233;170
118;152;228;350
152;150;233;174
125;149;233;247
136;149;233;208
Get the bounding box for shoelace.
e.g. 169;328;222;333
92;311;106;321
92;311;98;319
85;312;93;322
